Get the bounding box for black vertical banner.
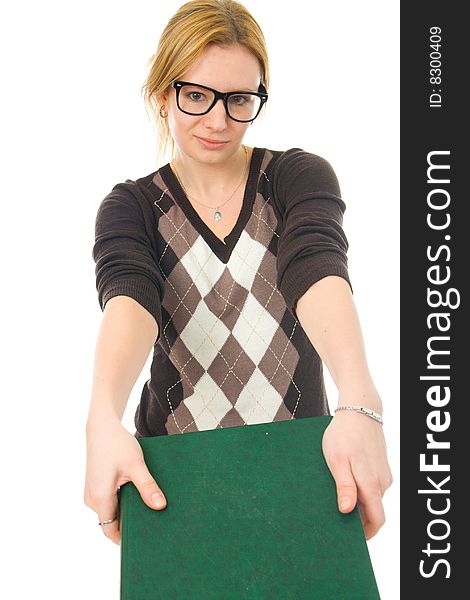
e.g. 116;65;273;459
401;3;465;597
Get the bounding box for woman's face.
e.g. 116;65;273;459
159;43;262;165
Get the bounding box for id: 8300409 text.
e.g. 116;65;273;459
429;26;443;109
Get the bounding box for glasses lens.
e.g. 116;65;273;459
178;84;216;115
227;94;262;121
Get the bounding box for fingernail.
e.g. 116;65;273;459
151;492;166;507
339;497;350;510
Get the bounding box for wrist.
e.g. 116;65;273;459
337;384;383;414
86;405;122;436
334;405;383;425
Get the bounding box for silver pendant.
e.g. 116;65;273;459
213;209;222;221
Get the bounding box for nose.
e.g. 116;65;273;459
202;97;228;129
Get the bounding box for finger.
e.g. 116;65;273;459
350;456;388;538
382;468;394;494
131;459;167;510
357;500;370;536
327;457;358;514
357;490;385;540
96;489;121;545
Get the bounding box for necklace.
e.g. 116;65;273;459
170;145;249;221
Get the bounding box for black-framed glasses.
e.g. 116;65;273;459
171;80;268;123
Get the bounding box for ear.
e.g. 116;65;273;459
156;82;173;107
156;92;168;108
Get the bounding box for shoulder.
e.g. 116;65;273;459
270;146;333;169
266;147;342;206
95;171;159;224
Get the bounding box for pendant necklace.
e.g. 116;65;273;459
170;145;248;221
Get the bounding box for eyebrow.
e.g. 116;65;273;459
189;81;259;93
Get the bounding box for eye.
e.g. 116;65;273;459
229;94;252;105
186;91;205;102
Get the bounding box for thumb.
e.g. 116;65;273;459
329;458;357;513
131;459;167;510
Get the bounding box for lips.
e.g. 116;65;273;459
196;136;228;144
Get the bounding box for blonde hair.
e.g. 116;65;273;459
141;0;270;166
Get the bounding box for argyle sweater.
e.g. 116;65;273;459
93;147;353;438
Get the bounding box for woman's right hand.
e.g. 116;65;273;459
84;417;167;545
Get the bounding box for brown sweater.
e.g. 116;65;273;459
93;147;353;438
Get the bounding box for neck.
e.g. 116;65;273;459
171;144;250;198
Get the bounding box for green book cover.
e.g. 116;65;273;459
119;415;381;599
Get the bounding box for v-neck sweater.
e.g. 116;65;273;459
93;147;353;438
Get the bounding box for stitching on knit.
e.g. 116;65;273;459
187;171;301;426
151;170;302;432
152;186;275;429
154;188;230;432
186;240;279;429
253;170;301;416
178;169;296;428
229;169;302;417
173;245;277;432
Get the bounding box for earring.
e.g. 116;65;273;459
159;105;168;118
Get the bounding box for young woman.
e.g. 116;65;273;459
85;0;392;554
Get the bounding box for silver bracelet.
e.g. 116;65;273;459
334;405;384;425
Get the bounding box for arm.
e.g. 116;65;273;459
84;296;167;547
295;275;393;540
272;149;392;539
86;295;158;427
295;276;382;413
89;182;165;424
84;185;168;545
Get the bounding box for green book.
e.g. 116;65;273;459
119;415;381;599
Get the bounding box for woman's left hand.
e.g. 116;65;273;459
322;403;393;540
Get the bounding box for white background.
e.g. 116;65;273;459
1;1;399;598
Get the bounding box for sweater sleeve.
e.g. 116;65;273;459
92;182;165;343
272;148;353;320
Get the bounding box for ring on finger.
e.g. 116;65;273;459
98;514;118;526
